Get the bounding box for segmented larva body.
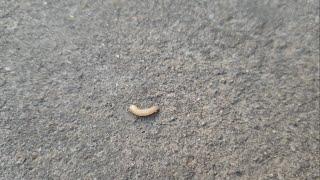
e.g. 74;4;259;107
129;105;159;117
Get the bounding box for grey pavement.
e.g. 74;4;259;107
0;0;319;179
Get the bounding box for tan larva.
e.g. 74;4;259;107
129;105;159;117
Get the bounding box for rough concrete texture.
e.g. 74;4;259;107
0;0;319;179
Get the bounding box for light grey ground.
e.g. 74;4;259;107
0;0;319;179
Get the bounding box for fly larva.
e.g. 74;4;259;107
129;105;159;117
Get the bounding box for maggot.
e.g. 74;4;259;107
129;105;159;117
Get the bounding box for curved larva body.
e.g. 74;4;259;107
129;105;159;117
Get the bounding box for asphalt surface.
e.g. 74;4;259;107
0;0;319;179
